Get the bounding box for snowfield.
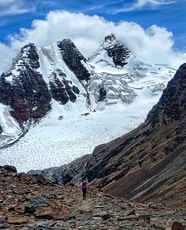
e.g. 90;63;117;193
0;102;144;172
0;87;169;173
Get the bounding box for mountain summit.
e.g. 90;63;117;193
89;33;132;68
0;35;175;172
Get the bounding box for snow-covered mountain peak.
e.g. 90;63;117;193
11;43;40;72
89;33;133;69
102;33;119;48
0;35;176;172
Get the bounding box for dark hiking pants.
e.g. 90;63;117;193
82;188;87;199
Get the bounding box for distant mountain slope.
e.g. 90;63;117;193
0;34;175;172
44;63;186;208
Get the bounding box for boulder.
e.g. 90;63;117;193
172;222;185;230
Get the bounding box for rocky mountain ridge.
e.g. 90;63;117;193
0;165;186;230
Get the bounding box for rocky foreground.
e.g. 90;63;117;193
0;166;186;230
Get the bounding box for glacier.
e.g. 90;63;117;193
0;34;176;172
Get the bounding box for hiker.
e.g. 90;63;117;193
81;178;88;200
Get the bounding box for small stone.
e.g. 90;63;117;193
92;216;102;221
24;205;36;214
93;211;110;220
138;214;151;223
117;217;126;221
0;223;11;229
34;207;72;220
149;203;160;210
78;221;89;227
125;209;135;216
123;215;138;220
7;216;29;224
172;222;186;230
120;222;134;229
79;206;93;214
94;205;104;208
8;207;18;212
153;222;170;229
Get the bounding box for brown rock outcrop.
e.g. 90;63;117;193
34;207;72;220
57;39;90;82
0;44;51;123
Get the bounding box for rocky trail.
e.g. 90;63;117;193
0;166;186;230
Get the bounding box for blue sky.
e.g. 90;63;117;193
0;0;186;73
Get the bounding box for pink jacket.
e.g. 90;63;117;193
81;181;88;188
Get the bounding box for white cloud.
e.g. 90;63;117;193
0;0;35;16
0;43;18;73
0;10;185;74
136;0;176;7
115;0;176;12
